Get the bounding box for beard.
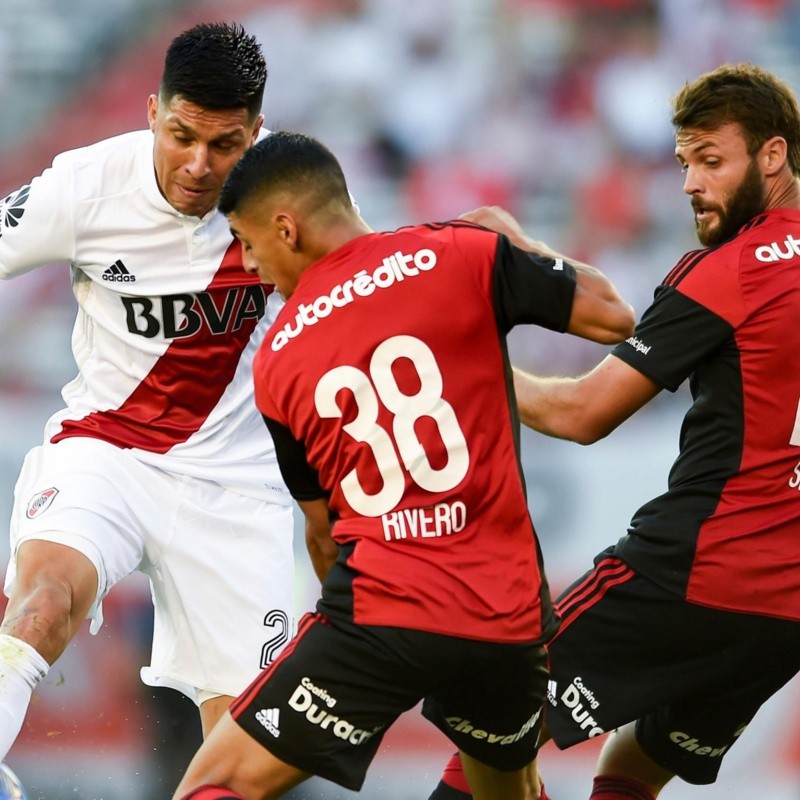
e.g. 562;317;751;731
693;158;767;246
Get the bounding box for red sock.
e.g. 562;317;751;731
441;752;471;793
540;780;550;800
180;786;245;800
590;775;656;800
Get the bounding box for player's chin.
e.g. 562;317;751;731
695;219;716;247
172;187;216;216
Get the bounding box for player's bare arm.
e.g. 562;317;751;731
298;497;339;583
513;355;660;444
566;266;635;344
461;205;635;344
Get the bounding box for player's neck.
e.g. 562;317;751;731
765;175;800;212
314;214;373;260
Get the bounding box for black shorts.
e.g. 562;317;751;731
545;548;800;784
230;612;548;791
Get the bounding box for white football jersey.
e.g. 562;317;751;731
0;130;289;503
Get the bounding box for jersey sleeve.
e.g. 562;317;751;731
262;414;328;502
0;159;76;280
612;284;735;392
491;235;577;333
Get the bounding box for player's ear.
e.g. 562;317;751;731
276;213;298;249
146;94;159;132
249;114;265;145
762;135;787;175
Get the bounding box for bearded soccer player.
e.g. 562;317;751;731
171;130;634;800
0;22;303;759
429;63;800;800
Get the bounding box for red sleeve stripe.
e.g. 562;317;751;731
552;557;634;637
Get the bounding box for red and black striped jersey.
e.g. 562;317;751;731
256;221;577;643
612;207;800;621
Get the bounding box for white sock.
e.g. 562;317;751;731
0;634;49;758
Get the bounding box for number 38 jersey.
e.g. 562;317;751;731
256;222;577;643
0;130;287;503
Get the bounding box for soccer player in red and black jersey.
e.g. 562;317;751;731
428;63;800;800
171;131;634;800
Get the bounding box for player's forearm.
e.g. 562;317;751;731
458;205;635;343
306;532;339;583
568;264;636;344
513;367;608;445
298;497;339;583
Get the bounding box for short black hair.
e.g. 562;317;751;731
160;21;266;119
219;131;351;215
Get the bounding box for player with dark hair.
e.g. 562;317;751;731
171;130;634;800
160;22;267;116
428;62;800;800
0;21;302;759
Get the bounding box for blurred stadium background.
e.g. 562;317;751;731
1;0;800;798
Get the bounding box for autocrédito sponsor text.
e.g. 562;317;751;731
271;248;437;351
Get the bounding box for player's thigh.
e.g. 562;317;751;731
6;440;154;629
142;489;294;700
422;638;549;771
229;613;425;792
10;540;99;618
461;750;538;800
636;614;800;784
546;555;651;747
547;552;800;756
176;710;310;799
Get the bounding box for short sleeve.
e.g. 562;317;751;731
0;161;76;279
492;235;577;334
262;414;328;501
612;284;735;392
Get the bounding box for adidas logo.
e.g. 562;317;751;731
547;679;558;705
255;707;280;738
102;259;136;282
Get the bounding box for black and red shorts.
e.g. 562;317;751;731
545;547;800;784
230;612;548;791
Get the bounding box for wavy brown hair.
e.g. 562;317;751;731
672;63;800;177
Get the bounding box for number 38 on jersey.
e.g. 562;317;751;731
314;335;470;517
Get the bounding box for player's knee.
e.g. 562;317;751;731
3;553;97;659
12;540;98;611
2;580;76;655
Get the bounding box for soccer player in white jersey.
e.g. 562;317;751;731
0;22;314;758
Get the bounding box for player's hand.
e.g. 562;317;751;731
460;205;525;238
459;205;555;258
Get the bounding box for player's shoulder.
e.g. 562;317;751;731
391;219;496;249
52;130;149;168
662;209;800;289
50;130;151;199
738;207;800;267
399;219;492;235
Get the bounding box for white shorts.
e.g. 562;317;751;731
5;438;295;705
